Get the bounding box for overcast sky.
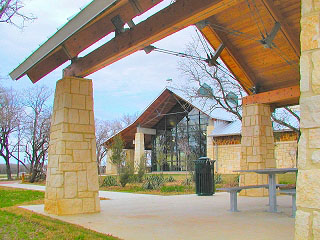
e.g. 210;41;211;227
0;0;198;121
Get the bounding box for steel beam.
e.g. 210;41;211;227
63;0;239;78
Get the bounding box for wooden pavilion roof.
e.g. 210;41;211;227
10;0;301;107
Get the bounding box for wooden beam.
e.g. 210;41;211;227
63;0;240;77
242;85;300;107
260;0;300;57
200;21;256;94
24;0;164;83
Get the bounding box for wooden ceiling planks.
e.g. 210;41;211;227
201;0;300;96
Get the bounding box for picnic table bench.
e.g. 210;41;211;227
217;184;286;212
279;188;296;217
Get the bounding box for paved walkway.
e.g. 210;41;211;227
0;182;295;240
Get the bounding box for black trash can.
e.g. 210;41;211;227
194;157;215;196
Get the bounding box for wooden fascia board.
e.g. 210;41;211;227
200;23;255;94
63;0;239;78
260;0;300;57
10;0;164;83
242;85;300;106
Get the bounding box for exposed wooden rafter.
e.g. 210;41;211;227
260;0;300;57
17;0;164;83
63;0;240;78
199;22;256;94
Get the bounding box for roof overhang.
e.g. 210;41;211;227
10;0;118;81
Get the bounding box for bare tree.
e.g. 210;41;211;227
95;119;111;175
0;0;36;28
22;86;52;182
121;112;139;127
0;87;23;180
175;37;244;121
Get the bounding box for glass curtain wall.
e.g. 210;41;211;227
151;109;209;172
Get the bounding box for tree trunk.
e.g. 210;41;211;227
5;158;12;180
29;160;39;183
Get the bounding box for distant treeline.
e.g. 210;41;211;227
0;164;29;174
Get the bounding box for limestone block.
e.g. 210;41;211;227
313;211;320;239
300;53;311;93
50;174;64;188
57;199;83;215
94;192;101;212
69;124;95;133
83;198;95;213
46;187;56;200
59;163;83;171
302;0;313;15
79;110;89;124
312;150;320;164
309;128;320;149
44;199;58;214
59;155;72;163
66;142;89;150
68;109;79;124
86;162;99;192
78;171;88;192
61;133;83;141
72;94;86;110
56;188;64;199
48;155;59;168
79;81;89;95
316;0;320;11
79;191;93;198
301;14;320;51
56;141;66;155
55;109;68;125
73;150;91;162
71;79;80;94
295;210;311;240
312;51;320;94
297;169;320;209
89;111;94;125
86;96;93;111
300;95;320;128
62;93;72;108
64;172;77;198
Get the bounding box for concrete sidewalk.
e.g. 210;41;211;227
1;182;295;240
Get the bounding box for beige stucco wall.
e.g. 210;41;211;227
212;140;297;174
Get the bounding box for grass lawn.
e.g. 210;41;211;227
0;187;118;240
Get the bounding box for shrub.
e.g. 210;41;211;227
166;176;175;182
137;155;146;183
128;174;140;183
143;175;165;190
101;176;118;187
119;171;130;187
160;185;185;192
182;178;193;186
214;173;223;184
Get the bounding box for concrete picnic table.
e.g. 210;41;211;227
234;168;298;213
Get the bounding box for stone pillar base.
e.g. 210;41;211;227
45;77;100;215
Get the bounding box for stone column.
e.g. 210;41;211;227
134;132;144;171
45;77;100;215
105;150;117;175
240;103;275;196
126;149;135;166
206;119;215;160
295;1;320;238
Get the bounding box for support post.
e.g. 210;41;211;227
134;132;144;172
295;1;320;238
45;77;100;215
240;103;275;196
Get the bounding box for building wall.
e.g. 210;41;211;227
212;132;297;174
